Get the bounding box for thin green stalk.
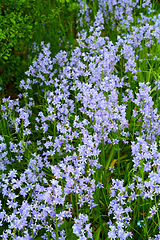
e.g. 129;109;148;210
54;204;59;240
75;193;79;217
140;0;142;9
117;142;120;179
101;136;105;168
154;184;160;231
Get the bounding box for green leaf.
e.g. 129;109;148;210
28;34;33;39
94;226;102;240
2;56;8;60
10;34;15;38
105;145;116;171
69;2;78;11
42;166;55;179
10;18;16;24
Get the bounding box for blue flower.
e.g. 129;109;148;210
148;9;155;14
137;220;144;227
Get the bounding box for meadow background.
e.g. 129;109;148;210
1;0;160;239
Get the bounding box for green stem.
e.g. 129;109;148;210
117;142;120;179
75;193;79;217
54;204;59;240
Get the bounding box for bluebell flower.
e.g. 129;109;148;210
152;16;156;22
137;220;144;227
148;9;155;14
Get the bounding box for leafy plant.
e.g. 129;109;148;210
0;0;78;97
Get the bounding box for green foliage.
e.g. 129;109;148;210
0;0;36;92
0;0;78;97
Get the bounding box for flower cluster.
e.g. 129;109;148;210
1;0;160;239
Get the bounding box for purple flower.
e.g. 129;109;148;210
73;214;93;239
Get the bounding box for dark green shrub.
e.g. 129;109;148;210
0;0;78;97
0;0;38;95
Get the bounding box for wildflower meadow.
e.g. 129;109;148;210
1;0;160;239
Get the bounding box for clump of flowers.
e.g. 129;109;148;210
1;0;160;239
